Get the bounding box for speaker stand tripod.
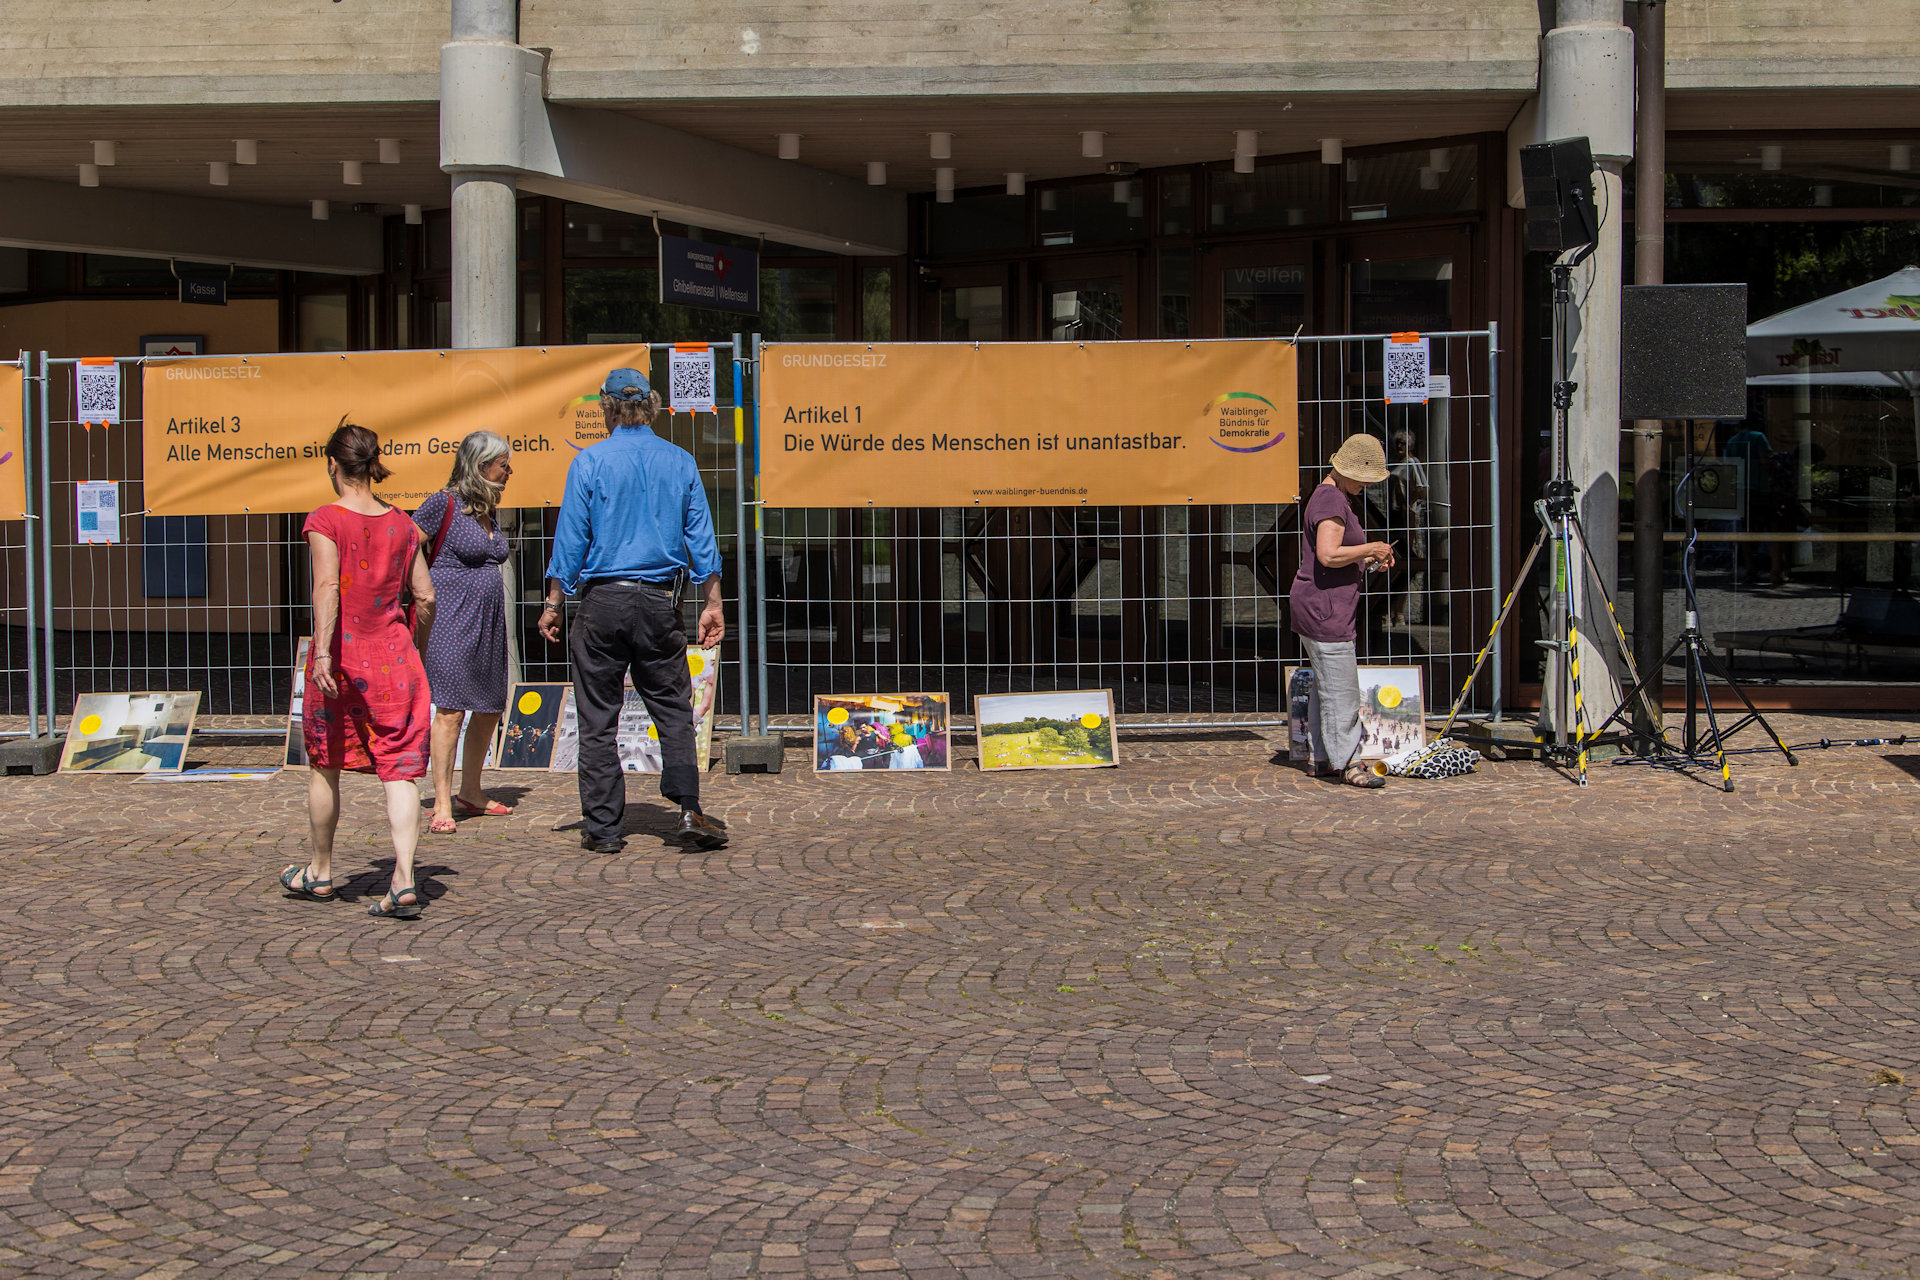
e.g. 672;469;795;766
1437;253;1665;784
1585;448;1798;791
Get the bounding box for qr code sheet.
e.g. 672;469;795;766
1383;341;1429;402
76;364;120;424
668;350;717;412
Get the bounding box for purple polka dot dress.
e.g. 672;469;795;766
413;490;511;715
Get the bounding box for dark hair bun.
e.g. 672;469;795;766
325;420;392;485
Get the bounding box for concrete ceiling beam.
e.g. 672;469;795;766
0;174;382;274
441;44;906;256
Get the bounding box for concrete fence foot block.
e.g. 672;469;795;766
725;734;786;775
0;737;64;776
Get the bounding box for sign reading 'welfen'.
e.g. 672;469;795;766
659;235;758;316
759;340;1298;508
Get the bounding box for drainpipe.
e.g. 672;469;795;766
1631;1;1665;737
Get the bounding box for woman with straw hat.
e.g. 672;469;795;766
1290;434;1398;788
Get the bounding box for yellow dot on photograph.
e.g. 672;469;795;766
647;724;659;740
1079;712;1102;728
1378;686;1403;708
517;690;542;715
78;713;103;736
687;653;706;677
826;707;849;725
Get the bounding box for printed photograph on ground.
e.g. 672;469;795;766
1357;666;1426;759
1283;665;1424;767
494;683;568;770
543;648;721;773
284;639;311;769
59;692;201;773
1284;665;1316;766
975;689;1119;770
814;693;951;772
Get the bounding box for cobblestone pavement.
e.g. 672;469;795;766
3;715;1919;1279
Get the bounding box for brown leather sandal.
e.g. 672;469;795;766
1342;764;1386;789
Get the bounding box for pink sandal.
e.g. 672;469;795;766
428;816;458;834
452;796;512;818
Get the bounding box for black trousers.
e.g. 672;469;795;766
569;582;699;842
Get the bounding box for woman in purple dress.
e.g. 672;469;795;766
413;431;515;832
1288;434;1398;788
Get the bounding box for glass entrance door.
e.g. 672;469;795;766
1190;246;1316;667
1334;228;1476;669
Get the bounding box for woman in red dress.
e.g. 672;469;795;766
279;423;436;919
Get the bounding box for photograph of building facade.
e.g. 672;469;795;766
1;1;1915;725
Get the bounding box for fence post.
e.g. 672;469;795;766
751;334;769;738
37;352;54;732
1487;321;1503;722
20;352;38;736
729;335;751;734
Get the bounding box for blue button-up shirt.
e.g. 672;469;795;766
544;425;722;593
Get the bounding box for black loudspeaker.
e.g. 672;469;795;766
1620;284;1749;421
1519;137;1598;252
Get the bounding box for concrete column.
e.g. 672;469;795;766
446;0;520;351
1539;0;1634;732
450;171;518;349
446;0;523;682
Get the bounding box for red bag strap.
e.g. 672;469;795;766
426;489;457;567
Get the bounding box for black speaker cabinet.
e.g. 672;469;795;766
1620;284;1749;421
1519;137;1598;252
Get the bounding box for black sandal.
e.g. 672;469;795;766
367;885;423;920
279;865;336;901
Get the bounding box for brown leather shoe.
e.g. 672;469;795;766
677;810;729;849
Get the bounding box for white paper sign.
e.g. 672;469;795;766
75;360;121;426
1428;374;1451;399
76;481;120;544
1384;336;1431;405
667;345;717;414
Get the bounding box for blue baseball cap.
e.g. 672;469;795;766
601;368;652;400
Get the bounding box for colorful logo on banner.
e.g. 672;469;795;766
1204;391;1286;453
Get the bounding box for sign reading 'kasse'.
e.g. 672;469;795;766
758;340;1298;508
139;345;650;516
659;235;758;316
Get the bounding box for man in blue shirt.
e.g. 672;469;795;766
538;367;728;852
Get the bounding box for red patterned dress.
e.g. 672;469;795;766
301;503;431;781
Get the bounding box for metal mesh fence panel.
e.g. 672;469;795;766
1;356;36;731
752;330;1499;726
35;345;751;734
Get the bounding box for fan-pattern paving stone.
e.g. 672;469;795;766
0;715;1918;1278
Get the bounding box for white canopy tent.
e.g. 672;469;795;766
1747;266;1920;467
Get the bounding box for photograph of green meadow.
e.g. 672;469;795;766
975;690;1118;771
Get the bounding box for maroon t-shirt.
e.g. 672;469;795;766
1289;480;1365;643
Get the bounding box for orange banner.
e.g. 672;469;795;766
0;362;24;522
759;340;1298;508
141;345;653;516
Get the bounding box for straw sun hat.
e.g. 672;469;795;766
1328;434;1389;485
